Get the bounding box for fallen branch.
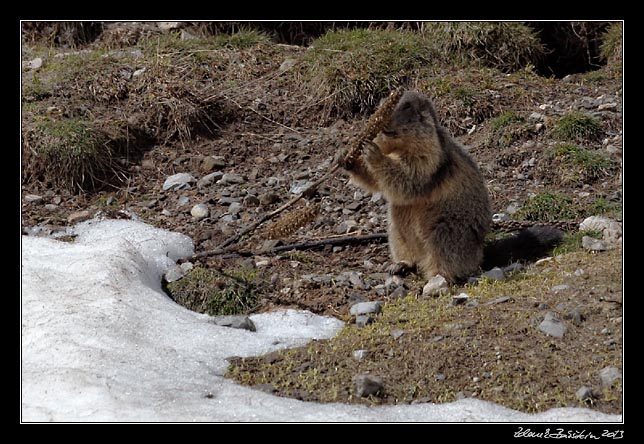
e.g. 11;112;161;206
181;232;389;263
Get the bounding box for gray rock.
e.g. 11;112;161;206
539;312;567;338
352;349;371;360
210;315;256;332
503;262;523;273
197;171;224;189
528;112;544;121
598;102;618;111
350;301;383;316
180;262;193;273
163;173;195;191
580;216;622;246
451;293;470;306
177;196;190;207
389;286;407;300
599;367;621;388
219;173;245;185
551;284;570;293
353;374;384;397
566;308;585;326
229;202;243;215
289;180;314;195
44;204;59;211
164;265;185;283
345;271;365;290
492;212;508;222
190;204;209;220
575;386;595;402
422;274;448;297
335;220;357;234
355;315;375;327
582;236;611;251
385;275;404;290
435;374;446;381
23;57;43;71
254;383;277;394
24;194;43;204
482;267;505;281
218;197;241;206
201;156;227;172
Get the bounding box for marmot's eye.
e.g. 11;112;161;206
401;102;412;110
382;127;397;137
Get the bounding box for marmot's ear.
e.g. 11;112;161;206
419;97;440;126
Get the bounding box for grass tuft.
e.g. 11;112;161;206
553;112;602;142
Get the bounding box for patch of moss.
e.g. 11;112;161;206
165;266;260;316
553;112;602;142
489;112;528;146
516;191;580;223
544;143;617;186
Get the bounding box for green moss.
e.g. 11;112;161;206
490;111;523;130
300;29;435;119
516;191;579;223
544;143;617;186
553;112;602;142
552;230;602;256
139;29;270;57
165;266;260;316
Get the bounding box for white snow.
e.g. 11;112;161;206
21;219;622;422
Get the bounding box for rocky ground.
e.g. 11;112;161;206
21;22;623;415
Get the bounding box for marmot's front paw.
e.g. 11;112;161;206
363;141;384;166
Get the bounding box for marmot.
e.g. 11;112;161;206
342;90;561;282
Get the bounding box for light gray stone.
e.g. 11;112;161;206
389;286;407;300
289;180;314;195
190;204;209;220
197;171;224;189
599;367;621;388
422;274;448;297
163;173;195;191
201;156;227;172
355;315;375;327
539;312;567;338
219;173;245;185
582;236;611;251
482;267;505;281
25;194;43;204
23;57;43;71
209;315;256;332
164;265;185;283
353;374;384;397
350;301;383;316
390;329;405;340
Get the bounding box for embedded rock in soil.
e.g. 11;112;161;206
599;367;622;388
353;374;384;397
482;267;505;281
163;173;195;191
190;204;209;220
539;312;567;338
422;274;448;297
582;236;611;252
350;301;383;316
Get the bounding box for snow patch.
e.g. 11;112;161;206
21;219;622;422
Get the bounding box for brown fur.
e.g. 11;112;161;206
344;91;492;282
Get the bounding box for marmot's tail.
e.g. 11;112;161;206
481;225;564;271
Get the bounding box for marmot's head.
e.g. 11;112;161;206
375;91;442;156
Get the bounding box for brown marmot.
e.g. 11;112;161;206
342;90;561;283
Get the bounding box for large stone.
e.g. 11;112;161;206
422;274;448;297
190;204;209;220
163;173;195;191
599;367;622;388
350;301;383;316
67;210;93;224
482;267;505;281
353;374;384;397
539;312;567;338
201;156;227;172
582;236;611;252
